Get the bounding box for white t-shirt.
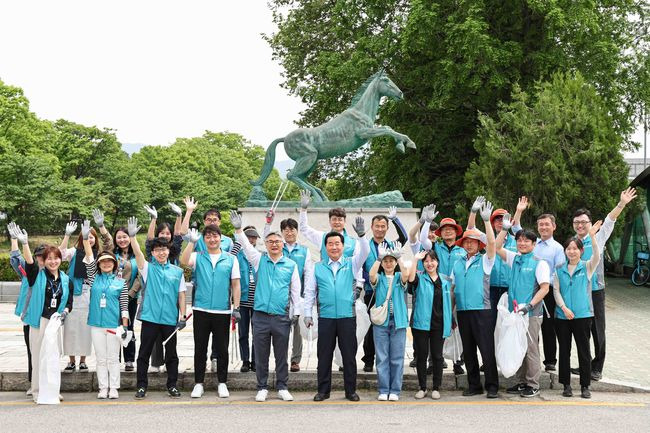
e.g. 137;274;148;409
139;261;187;293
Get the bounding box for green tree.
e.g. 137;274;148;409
465;72;632;240
266;0;650;215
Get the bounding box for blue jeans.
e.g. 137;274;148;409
373;318;406;395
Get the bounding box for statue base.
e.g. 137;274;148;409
245;189;412;208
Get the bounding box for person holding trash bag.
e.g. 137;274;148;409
8;222;46;395
232;211;302;403
130;217;188;400
59;209;112;373
13;224;73;403
368;241;411;401
553;220;602;399
112;226;139;372
450;200;499;398
180;224;241;399
408;249;453;400
570;187;637;381
494;216;550;398
264;214;314;373
80;220;130;399
303;218;370;402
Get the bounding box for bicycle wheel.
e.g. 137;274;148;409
631;265;650;286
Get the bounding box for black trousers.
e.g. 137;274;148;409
556;317;592;387
136;320;179;389
412;328;444;391
318;317;357;395
591;290;606;373
193;310;230;384
123;297;138;363
541;287;557;366
457;310;498;393
361;292;375;366
23;325;32;382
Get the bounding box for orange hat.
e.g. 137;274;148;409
434;218;463;237
455;229;486;250
490;209;508;225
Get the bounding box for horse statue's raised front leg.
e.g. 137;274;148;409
357;125;416;154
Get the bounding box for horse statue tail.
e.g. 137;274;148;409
250;137;284;186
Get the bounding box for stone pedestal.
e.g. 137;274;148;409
237;206;421;262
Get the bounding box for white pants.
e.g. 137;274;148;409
29;317;62;395
63;290;92;356
90;327;121;390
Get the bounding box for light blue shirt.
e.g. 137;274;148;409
533;236;565;280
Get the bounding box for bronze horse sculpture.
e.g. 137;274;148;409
250;70;416;202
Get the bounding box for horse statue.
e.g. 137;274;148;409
250;69;416;202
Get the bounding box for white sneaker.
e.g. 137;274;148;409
32;393;38;403
218;383;229;398
278;389;294;401
378;393;388;401
97;388;108;399
431;390;441;400
414;390;426;399
211;359;218;373
255;389;268;402
109;389;119;399
148;366;160;373
191;384;204;398
388;394;399;401
25;387;33;396
59;394;64;401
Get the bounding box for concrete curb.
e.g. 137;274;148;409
2;370;648;393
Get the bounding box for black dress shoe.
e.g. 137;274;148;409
345;392;360;401
313;393;330;401
570;367;580;375
453;363;465;375
591;371;602;381
462;388;484;397
409;359;417;368
544;364;556;372
581;386;591;399
240;361;250;373
363;364;373;373
486;389;498;399
562;385;573;397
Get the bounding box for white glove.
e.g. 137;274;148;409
472;196;485;213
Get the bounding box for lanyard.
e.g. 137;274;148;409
48;277;61;298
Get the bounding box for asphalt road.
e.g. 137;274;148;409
1;391;649;433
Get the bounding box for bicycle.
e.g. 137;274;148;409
631;249;650;286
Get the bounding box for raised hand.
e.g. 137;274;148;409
187;228;201;243
377;244;389;260
92;209;105;228
230;210;242;230
414;250;427;261
472;196;486;213
353;216;366;237
423;204;438;223
65;221;78;236
390;241;403;259
265;209;275;224
300;190;311;210
589;220;603;237
516;196;529;212
183;196;198;212
13;226;28;245
143;205;157;220
127;217;141;237
169;202;183;217
501;213;512;231
7;222;18;239
480;201;494;222
418;204;433;224
620;187;637;205
81;220;91;240
387;206;398;221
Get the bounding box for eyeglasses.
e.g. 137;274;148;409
152;248;169;254
265;240;283;245
205;217;220;223
572;220;591;226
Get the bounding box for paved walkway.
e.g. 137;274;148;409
1;277;648;388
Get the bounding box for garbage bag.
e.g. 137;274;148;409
495;296;529;378
443;327;463;361
334;298;371;367
37;314;63;405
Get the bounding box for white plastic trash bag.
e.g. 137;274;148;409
495;297;529;378
38;314;63;405
335;298;371;367
443;327;463;361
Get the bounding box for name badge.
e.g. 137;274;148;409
50;298;57;308
100;295;107;308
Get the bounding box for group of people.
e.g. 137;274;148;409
8;186;636;403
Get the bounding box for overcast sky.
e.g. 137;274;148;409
0;0;646;161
